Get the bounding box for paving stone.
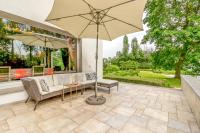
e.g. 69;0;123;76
0;120;9;132
25;123;43;133
106;114;129;130
38;115;78;132
188;121;200;133
0;109;14;121
72;110;95;124
7;112;42;129
94;111;114;122
177;111;195;122
167;127;188;133
147;118;167;133
74;119;110;133
5;127;27;133
169;113;178;120
120;123;153;133
162;104;177;113
128;115;149;128
112;106;135;116
107;128;119;133
144;108;168;122
168;119;191;133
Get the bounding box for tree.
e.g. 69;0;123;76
131;37;139;54
143;0;200;78
122;35;129;55
23;45;37;61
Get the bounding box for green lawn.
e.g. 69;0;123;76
104;70;181;89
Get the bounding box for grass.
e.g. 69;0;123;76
104;70;181;89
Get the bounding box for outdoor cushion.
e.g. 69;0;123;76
52;74;60;86
80;80;95;85
41;85;64;95
44;76;54;87
75;73;87;82
98;79;118;85
39;79;49;92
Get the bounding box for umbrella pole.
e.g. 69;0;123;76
86;12;106;105
94;21;99;97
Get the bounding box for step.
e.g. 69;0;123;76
0;81;27;106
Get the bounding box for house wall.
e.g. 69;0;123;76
77;38;103;79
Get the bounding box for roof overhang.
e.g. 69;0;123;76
0;10;72;36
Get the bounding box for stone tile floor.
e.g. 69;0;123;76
0;83;199;133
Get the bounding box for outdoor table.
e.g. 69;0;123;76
97;79;119;94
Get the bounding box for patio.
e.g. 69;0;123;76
0;83;199;133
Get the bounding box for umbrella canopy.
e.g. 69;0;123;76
46;0;147;105
8;32;68;49
46;0;146;41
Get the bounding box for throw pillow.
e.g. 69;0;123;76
40;79;49;92
86;72;96;80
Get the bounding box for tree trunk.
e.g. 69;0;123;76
175;51;186;79
29;47;32;61
11;40;14;59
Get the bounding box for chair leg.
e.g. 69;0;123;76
61;90;64;101
25;96;30;103
109;87;111;94
34;101;39;111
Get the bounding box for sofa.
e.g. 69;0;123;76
21;73;96;110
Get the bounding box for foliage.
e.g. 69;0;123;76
139;62;152;69
119;60;138;70
131;37;140;55
53;50;65;70
104;65;120;74
122;35;129;55
143;0;200;78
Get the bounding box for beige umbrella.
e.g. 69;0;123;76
46;0;147;105
8;32;68;49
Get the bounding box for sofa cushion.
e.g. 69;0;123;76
41;85;65;95
80;80;95;85
75;73;86;82
39;79;49;92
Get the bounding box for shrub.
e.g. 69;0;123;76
139;62;152;69
120;61;138;70
104;65;120;74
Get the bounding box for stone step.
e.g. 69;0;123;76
0;81;27;106
0;81;24;95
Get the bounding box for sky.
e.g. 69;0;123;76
103;24;155;58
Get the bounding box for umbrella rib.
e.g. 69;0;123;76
102;19;115;23
101;0;136;12
80;16;96;23
81;0;95;10
46;12;91;21
78;17;95;38
104;14;143;30
102;22;112;41
26;38;39;45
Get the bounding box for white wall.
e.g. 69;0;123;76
80;38;103;79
